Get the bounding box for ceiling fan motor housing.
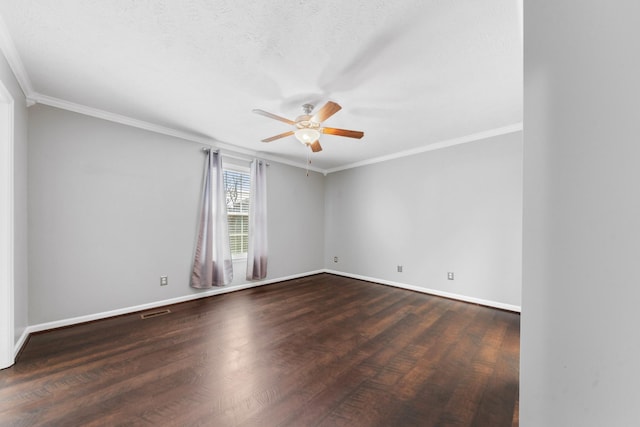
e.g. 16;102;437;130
296;104;320;129
295;115;320;130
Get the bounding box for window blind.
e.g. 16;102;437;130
223;169;250;256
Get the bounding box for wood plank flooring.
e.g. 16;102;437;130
0;274;520;426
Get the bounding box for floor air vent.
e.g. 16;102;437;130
140;309;171;319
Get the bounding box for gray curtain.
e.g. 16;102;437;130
191;150;233;288
246;160;268;280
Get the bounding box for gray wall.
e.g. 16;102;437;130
28;101;519;325
522;1;640;425
0;50;28;346
267;162;325;277
28;105;325;324
324;132;522;308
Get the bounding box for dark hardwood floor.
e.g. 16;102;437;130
0;274;519;426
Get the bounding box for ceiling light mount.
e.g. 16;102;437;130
301;103;314;115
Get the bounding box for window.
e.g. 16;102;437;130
223;168;250;258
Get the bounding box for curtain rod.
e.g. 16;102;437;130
201;147;269;166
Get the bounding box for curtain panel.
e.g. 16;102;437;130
191;151;233;288
246;160;268;280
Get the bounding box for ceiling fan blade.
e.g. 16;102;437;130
252;109;296;125
261;130;294;142
322;127;364;139
312;101;342;123
309;140;323;152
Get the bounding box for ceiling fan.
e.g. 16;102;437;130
252;101;364;152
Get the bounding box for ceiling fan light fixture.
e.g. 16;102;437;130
294;128;320;145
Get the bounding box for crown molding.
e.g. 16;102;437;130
29;92;326;174
30;91;522;176
1;11;519;176
29;91;522;176
324;122;523;174
0;9;521;177
0;13;34;97
31;92;218;144
0;14;324;174
25;90;522;178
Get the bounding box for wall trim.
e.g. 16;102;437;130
0;11;325;176
324;122;524;174
30;92;221;146
0;11;521;176
324;269;521;313
14;328;28;359
22;270;325;337
0;14;33;97
30;92;521;176
28;93;326;174
15;268;519;357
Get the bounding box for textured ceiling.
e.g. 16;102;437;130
0;0;522;171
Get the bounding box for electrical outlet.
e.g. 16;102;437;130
397;265;403;272
447;272;454;280
334;256;338;263
160;276;168;286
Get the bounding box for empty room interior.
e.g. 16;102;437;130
2;1;640;426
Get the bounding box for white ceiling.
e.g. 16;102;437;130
0;0;522;172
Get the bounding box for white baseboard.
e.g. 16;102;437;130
21;270;325;338
15;268;518;358
323;269;521;313
14;328;29;359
